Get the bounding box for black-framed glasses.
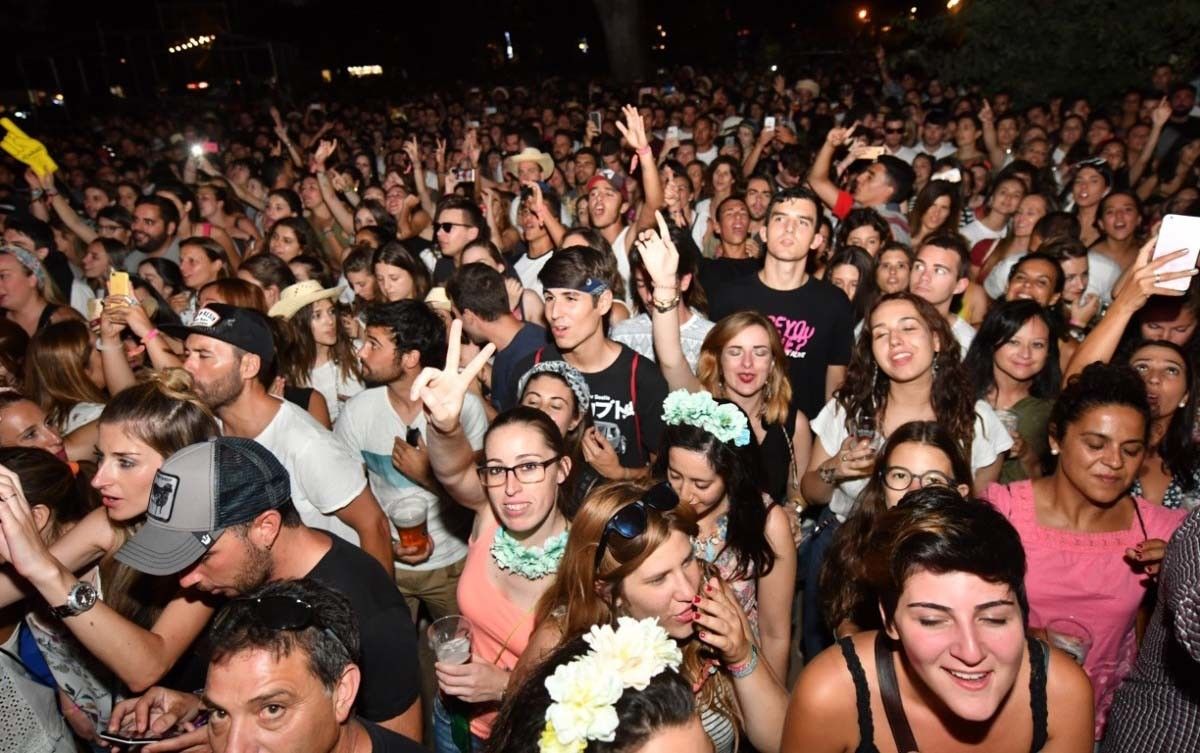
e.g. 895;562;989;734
882;466;954;492
594;483;680;571
213;595;351;658
435;221;472;234
476;456;561;488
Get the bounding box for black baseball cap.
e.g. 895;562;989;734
115;437;292;576
160;303;275;364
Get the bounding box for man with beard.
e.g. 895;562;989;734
124;195;182;272
1155;82;1200;158
113;440;422;741
745;174;774;238
166;303;393;574
336;300;487;620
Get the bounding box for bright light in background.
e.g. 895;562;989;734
946;0;960;8
347;65;383;77
857;8;869;20
504;31;514;61
168;34;216;54
770;64;778;72
578;37;589;53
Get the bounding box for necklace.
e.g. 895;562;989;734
490;527;568;579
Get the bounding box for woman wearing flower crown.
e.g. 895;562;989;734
520;480;789;753
489;617;712;753
413;322;578;751
655;389;796;681
782;487;1094;753
633;214;811;506
796;291;1013;659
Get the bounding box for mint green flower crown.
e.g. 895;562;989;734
661;389;751;447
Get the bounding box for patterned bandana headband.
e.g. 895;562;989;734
518;360;592;415
538;617;683;753
661;389;751;447
0;245;46;287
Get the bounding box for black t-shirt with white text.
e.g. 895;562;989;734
709;273;854;420
515;343;668;467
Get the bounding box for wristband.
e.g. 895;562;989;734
94;337;117;353
29;189;43;199
726;645;759;679
142;328;160;344
636;146;653;157
45;189;58;198
651;294;680;313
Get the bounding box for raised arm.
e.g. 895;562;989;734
312;139;355;234
411;321;495;511
807;123;858;213
634;212;703;391
1130;99;1172;187
526;181;566;249
617;105;664;234
403;138;437;218
979;100;1007;169
742;126;776;178
270;107;304;169
39;172;100;243
1064;237;1196;383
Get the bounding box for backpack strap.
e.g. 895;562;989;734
534;347;544;365
629;353;643;461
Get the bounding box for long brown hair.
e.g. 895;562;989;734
836;292;976;459
696;311;792;426
198;278;268;312
533;481;739;732
26;320;107;431
274;299;361;388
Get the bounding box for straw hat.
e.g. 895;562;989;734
503;147;555;179
268;280;343;319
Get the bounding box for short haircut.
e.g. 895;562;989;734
363;299;447;369
522;185;562;221
97;204;134;229
764;185;822;223
134;195;181;228
922;109;949;127
208;579;359;692
447;263;511;322
539;246;610;296
918;231;970;278
875;155;916;204
434;195;487;239
5;216;53;251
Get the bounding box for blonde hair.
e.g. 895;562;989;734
696;311;792;425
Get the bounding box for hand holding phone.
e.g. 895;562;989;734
763;116;776;131
1150;214;1200;292
588;111;603;132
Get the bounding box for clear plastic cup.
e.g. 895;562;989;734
429;615;473;665
1044;617;1092;665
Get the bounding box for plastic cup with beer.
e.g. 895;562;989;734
1044;617;1092;665
393;503;429;551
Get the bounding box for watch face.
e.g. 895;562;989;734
70;582;98;611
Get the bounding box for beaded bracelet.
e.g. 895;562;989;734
727;645;759;679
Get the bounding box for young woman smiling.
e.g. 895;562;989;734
964;300;1061;483
984;363;1187;739
522;481;789;753
783;487;1094;753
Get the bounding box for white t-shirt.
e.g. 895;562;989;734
69;279;95;319
254;400;368;545
812;398;1013;521
691;198;712;251
695;146;719;165
896;142;955;163
611;310;714;373
984;249;1123;304
308;360;365;423
334;387;488;571
64;402;104;435
960;218;1007;248
513;250;554;296
950;315;976;355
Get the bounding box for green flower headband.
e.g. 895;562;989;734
661;389;751;447
539;617;683;753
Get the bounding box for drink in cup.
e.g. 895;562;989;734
1044;617;1092;665
429;615;473;665
394;505;429;550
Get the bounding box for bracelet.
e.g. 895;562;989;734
142;328;160;343
636;146;653;157
726;645;759;679
94;337;117;353
651;294;679;313
818;463;837;485
29;189;43;199
45;189;58;198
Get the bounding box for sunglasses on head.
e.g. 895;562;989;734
214;595;351;657
594;483;680;571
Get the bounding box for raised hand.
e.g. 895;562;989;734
694;575;756;666
313;138;338;170
1115;235;1198;313
410;319;495;434
979;99;994;126
615;105;649;152
634;211;679;288
435;138;447;172
1151;97;1171;129
825;122;859;148
0;464;61;584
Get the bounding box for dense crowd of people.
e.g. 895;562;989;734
0;50;1198;753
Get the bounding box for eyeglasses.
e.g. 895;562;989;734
882;466;954;492
476;456;561;488
213;594;351;658
885;126;905;134
594;483;680;571
435;221;473;234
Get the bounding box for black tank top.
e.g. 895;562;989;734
838;632;1049;753
35;303;60;332
759;405;800;502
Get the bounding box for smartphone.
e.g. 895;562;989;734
466;120;480;129
1151;213;1200;292
859;145;886;160
588;111;603;132
456;168;476;183
484;106;497;116
405;427;422;447
189;144;204;157
201;141;218;155
764;116;776;131
97;731;162;747
666;125;680;140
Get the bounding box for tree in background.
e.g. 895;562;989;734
895;0;1200;103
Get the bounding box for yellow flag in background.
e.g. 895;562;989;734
0;118;58;177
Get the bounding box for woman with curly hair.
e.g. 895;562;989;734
798;291;1012;657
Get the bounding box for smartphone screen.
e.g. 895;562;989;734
666;125;679;140
97;731;161;747
588;111;603;131
764;116;776;131
1152;214;1200;292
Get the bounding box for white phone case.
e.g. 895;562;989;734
1152;214;1200;292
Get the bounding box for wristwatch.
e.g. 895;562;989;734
50;581;98;619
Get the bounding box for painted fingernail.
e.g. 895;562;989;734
699;631;707;639
693;595;702;604
705;583;713;593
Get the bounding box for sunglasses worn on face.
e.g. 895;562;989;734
594;483;680;571
435;222;472;234
885;127;905;134
214;595;351;657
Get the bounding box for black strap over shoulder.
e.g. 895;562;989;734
1029;638;1049;753
838;637;876;753
875;632;919;753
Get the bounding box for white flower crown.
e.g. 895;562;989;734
538;617;683;753
661;389;751;447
